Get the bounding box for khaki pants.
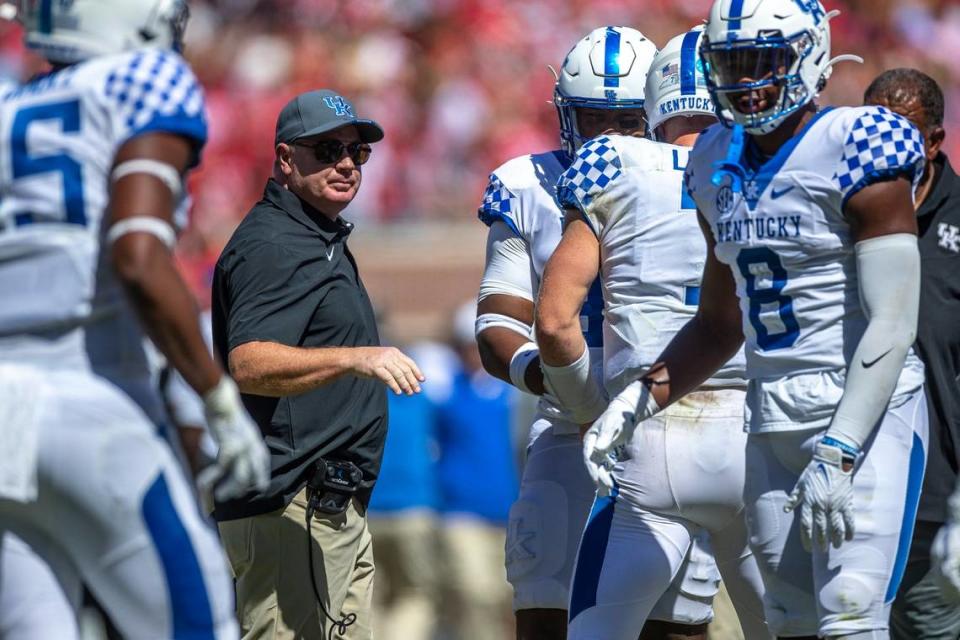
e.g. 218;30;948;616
368;511;438;640
707;581;745;640
437;517;514;640
218;489;374;640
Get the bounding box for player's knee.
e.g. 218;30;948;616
506;482;570;586
818;569;886;638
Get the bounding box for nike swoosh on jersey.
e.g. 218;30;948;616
771;186;795;199
862;348;894;368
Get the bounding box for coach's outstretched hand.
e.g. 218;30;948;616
784;436;857;551
199;376;271;501
351;346;425;396
932;491;960;604
583;380;661;496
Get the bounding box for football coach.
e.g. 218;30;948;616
864;70;960;640
212;89;424;639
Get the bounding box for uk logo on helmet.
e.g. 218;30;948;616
794;0;825;23
323;96;353;117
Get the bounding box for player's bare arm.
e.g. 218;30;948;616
535;210;599;367
475;218;544;395
109;132;222;395
476;293;545;395
638;212;744;409
228;341;424;397
110;131;269;498
534;210;608;423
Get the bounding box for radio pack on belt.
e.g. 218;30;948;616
306;458;362;516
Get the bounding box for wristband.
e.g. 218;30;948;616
508;343;540;394
820;434;860;465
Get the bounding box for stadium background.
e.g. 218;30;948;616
0;2;957;638
1;0;956;342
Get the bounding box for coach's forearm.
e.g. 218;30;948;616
642;314;744;409
228;341;361;397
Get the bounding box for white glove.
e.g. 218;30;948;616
784;435;857;551
931;492;960;604
583;380;660;496
197;376;270;501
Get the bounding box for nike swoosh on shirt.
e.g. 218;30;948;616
771;186;795;199
862;348;894;369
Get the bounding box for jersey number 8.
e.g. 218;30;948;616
736;247;800;350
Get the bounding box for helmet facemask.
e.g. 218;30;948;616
554;89;647;155
702;30;817;135
552;26;657;156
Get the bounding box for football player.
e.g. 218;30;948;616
477;26;730;640
537;28;768;640
586;1;928;638
0;1;269;638
475;27;650;638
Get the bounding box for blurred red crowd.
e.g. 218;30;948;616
0;0;958;303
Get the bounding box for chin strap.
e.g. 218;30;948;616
711;123;746;194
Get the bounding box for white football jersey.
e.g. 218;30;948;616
685;106;926;431
0;49;207;422
556;135;746;396
478;150;604;421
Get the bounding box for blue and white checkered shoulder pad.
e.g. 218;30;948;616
556;136;623;211
477;173;521;236
102;49;207;147
834;106;924;205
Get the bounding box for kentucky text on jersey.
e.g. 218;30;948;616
659;96;712;117
714;215;802;243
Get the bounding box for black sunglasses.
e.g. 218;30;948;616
295;140;372;165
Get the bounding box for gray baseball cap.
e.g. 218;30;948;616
274;89;384;146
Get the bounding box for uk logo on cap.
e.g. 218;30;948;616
323;96;353;117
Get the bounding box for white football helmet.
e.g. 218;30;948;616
645;26;716;138
18;0;189;64
701;0;857;134
554;26;658;155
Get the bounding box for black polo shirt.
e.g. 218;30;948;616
914;152;960;523
211;179;387;521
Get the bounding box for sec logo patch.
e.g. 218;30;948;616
716;185;735;214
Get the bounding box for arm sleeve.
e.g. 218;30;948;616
835;108;925;208
221;242;328;351
478;220;536;302
826;233;921;449
556;136;624;237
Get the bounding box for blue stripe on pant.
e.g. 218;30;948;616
569;486;619;622
885;431;926;603
142;474;216;639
